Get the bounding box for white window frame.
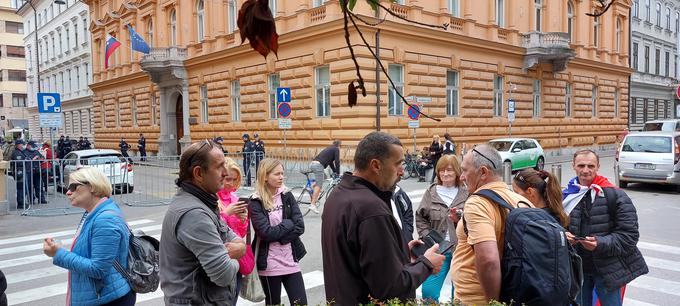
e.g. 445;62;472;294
315;66;331;117
268;73;280;119
495;0;505;27
446;70;459;116
646;0;651;22
666;7;671;28
493;75;503;117
593;16;600;47
147;20;154;47
532;79;541;118
151;93;157;126
228;0;237;33
665;50;670;77
131;96;138;127
633;0;639;18
449;0;460;17
676;11;679;33
656;2;661;26
197;0;205;42
616;18;622;52
388;64;404;116
568;1;574;41
269;0;277;17
313;0;327;7
200;85;209;123
170;10;177;45
565;83;572;117
592;85;598;118
73;22;78;47
614;88;620;118
633;42;639;70
534;0;542;32
232;80;241;122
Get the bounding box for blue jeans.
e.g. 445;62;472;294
579;273;622;306
421;251;453;303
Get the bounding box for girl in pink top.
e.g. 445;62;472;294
216;157;254;293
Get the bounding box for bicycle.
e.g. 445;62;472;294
401;153;420;180
291;169;342;217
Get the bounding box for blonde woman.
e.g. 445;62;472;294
248;158;307;305
416;155;469;302
216;157;254;293
43;167;134;305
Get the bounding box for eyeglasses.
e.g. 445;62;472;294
185;140;212;166
472;148;497;169
67;182;87;192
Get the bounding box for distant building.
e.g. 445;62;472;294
630;0;680;130
16;0;93;142
0;0;28;140
85;0;631;155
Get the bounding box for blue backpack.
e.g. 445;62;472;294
464;189;582;306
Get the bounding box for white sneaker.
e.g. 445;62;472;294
309;205;320;214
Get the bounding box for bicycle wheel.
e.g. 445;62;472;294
291;186;313;217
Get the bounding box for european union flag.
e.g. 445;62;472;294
127;25;150;54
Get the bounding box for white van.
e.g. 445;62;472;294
616;131;680;192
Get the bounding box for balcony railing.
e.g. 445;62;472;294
309;5;326;23
140;47;188;84
521;32;571;49
142;47;188;62
521;31;575;72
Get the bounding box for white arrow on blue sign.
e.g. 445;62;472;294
37;93;62;113
277;87;291;103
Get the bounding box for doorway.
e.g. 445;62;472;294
175;94;184;155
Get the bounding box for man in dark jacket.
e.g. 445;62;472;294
10;139;28;209
392;184;414;244
63;136;73;155
252;133;265;175
57;135;65;158
322;131;444;305
241;134;255;186
160;140;245;305
308;140;341;213
119;138;132;163
138;133;147;161
564;150;648;306
82;137;92;150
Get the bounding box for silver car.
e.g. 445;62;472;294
616;131;680;192
59;149;135;193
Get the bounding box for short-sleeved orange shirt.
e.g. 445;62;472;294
451;181;533;305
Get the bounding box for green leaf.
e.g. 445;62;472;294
367;0;377;11
349;0;357;11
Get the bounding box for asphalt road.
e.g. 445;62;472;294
1;155;678;305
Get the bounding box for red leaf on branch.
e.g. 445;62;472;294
237;0;279;58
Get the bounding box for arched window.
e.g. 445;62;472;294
170;9;177;46
228;0;237;33
534;0;543;32
147;20;153;47
666;7;671;28
593;16;600;47
656;2;661;26
616;18;622;52
568;1;574;41
645;0;651;21
196;0;205;42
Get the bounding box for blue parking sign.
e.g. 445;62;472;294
37;93;61;113
277;87;291;103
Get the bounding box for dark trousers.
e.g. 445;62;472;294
243;155;252;186
101;290;136;306
139;148;147;161
431;157;440;183
255;152;264;176
121;151;132;163
15;178;27;209
29;171;44;203
259;272;307;306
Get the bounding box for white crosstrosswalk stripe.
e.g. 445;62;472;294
0;219;153;246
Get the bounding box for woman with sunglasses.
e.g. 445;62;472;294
216;156;254;293
249;158;307;305
415;154;469;302
511;169;570;227
43;167;135;306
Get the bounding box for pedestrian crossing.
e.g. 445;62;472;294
1;189;679;305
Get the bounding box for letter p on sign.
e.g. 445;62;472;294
37;93;61;113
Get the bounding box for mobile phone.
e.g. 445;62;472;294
438;242;455;254
237;197;250;205
573;236;586;240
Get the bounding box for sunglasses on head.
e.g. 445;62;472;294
185;140;213;166
472;148;497;169
67;182;87;192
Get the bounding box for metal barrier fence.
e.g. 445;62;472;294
1;148;355;216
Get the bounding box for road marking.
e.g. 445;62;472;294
629;275;680;298
623;298;659;306
7;283;66;305
645;256;680;273
238;270;325;306
0;224;162;257
6;266;64;284
406;189;426;198
638;241;680;256
0;219;153;246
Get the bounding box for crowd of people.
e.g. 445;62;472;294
28;130;647;306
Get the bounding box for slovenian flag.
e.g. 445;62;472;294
105;34;121;69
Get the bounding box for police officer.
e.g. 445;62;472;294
77;137;85;150
253;133;265;176
119;137;132;163
241;134;255;187
10;139;28;209
82;137;92;150
25;141;46;204
57;135;65;158
63;136;73;156
138;133;147;161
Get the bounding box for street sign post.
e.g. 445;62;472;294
277;87;291;103
38;92;62;154
276;87;292;164
508;99;515;137
278;118;292;129
278;102;291;118
407;105;421;154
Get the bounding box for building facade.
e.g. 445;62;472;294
17;0;93;143
84;0;631;156
630;0;680;130
0;0;27;140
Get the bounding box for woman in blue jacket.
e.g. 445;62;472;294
43;167;134;306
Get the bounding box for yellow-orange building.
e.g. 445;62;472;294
84;0;632;156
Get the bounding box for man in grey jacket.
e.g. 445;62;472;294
160;140;246;305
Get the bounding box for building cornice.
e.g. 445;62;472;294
89;71;149;90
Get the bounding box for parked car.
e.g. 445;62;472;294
58;149;134;193
616;131;680;192
488;138;545;171
642;119;680;132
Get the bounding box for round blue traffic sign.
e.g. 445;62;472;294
407;105;420;120
278;102;292;118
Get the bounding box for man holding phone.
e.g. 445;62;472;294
562;150;647;306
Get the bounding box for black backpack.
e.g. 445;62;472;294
465;189;583;306
113;229;160;294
